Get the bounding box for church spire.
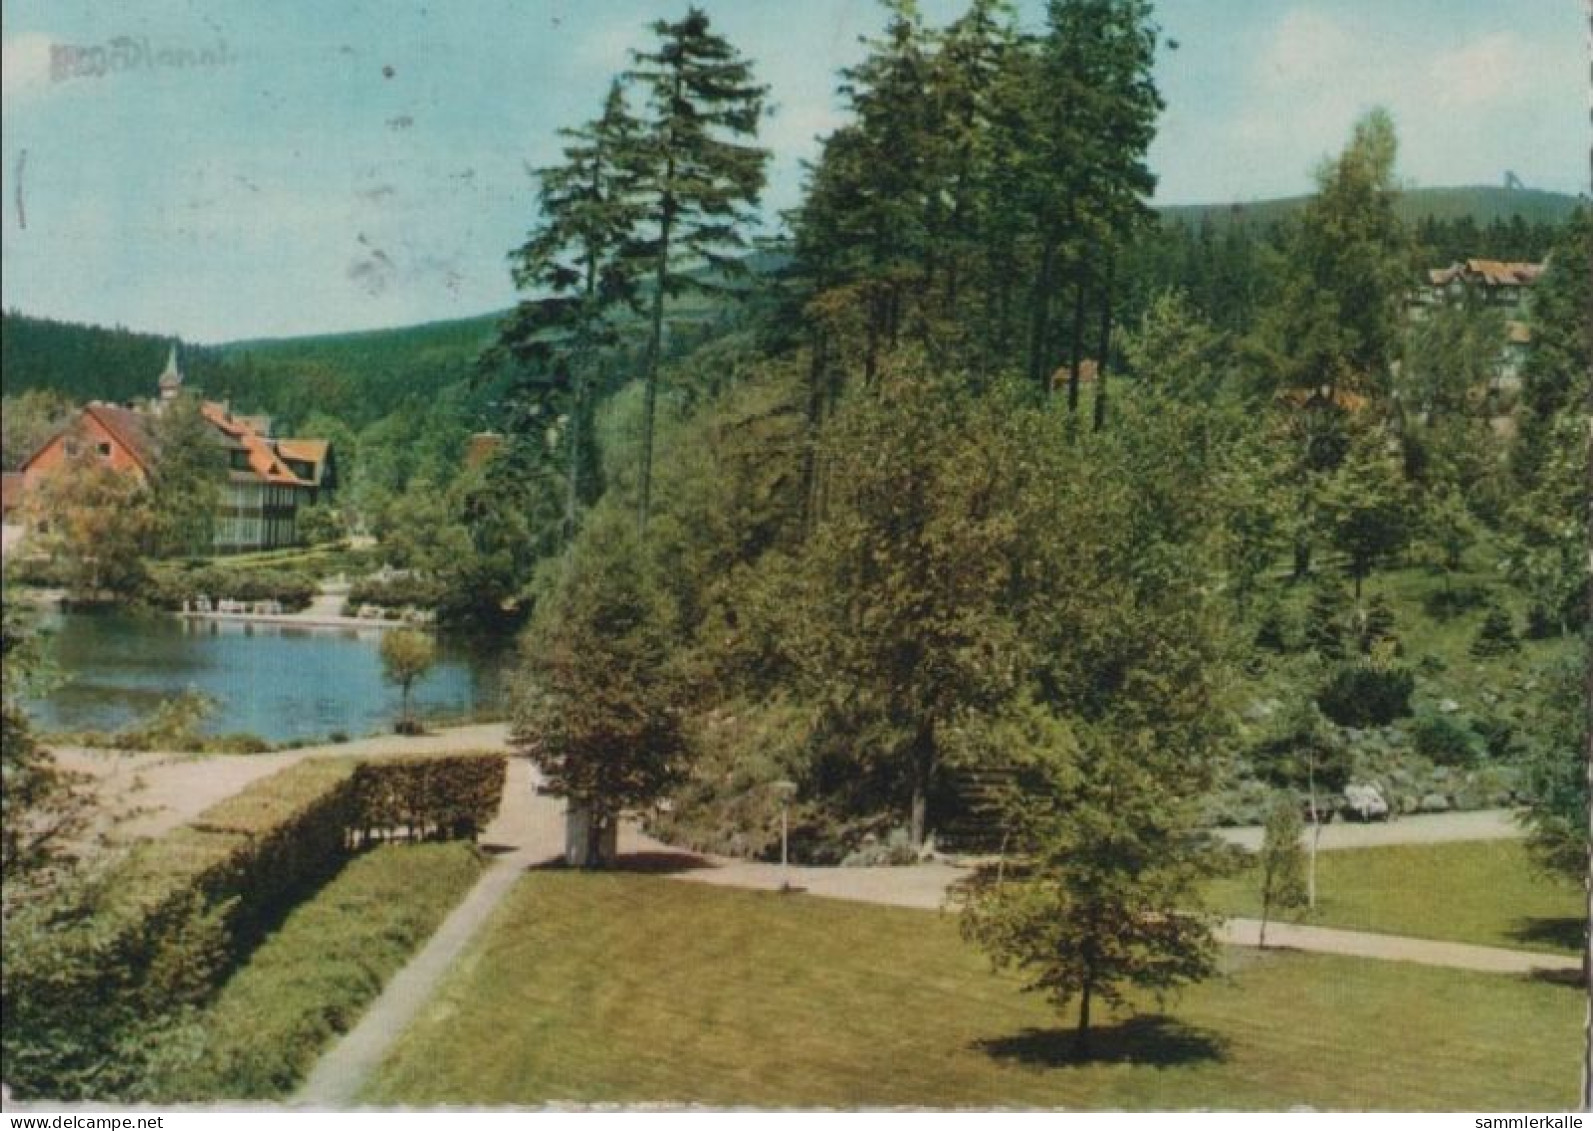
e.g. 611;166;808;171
158;342;183;400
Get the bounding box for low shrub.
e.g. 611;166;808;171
1409;709;1488;767
346;574;446;613
1316;663;1415;728
350;753;507;843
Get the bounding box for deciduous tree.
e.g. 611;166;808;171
379;628;437;735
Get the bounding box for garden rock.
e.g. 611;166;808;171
1342;783;1389;822
1418;792;1451;813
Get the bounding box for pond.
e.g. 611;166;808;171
24;608;515;744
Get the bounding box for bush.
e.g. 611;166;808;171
1422;583;1489;621
1316;663;1415;728
145;566;318;613
349;753;507;843
145;842;484;1100
1409;709;1488;767
1471;604;1521;657
1;759;358;1100
346;573;446;613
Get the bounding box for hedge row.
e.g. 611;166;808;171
1;751;506;1100
145;567;320;613
147;843;486;1101
345;573;446;612
351;754;506;844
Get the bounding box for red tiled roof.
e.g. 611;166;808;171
200;402;314;487
83;402;158;473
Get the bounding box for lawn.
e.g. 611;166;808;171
364;872;1581;1110
149;841;485;1100
1207;839;1583;955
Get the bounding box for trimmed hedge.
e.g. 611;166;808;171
351;753;507;844
146;843;485;1100
1;751;506;1100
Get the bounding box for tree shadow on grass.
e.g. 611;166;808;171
1507;916;1585;953
1527;966;1585;990
612;850;716;874
525;850;717;874
975;1016;1228;1069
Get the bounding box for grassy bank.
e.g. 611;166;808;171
1207;839;1582;954
365;872;1580;1110
150;841;485;1100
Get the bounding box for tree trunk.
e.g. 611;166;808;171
1027;235;1059;390
1075;981;1093;1059
637;152;677;534
1092;260;1114;433
564;361;583;542
1066;276;1087;418
1307;753;1321;909
908;719;936;851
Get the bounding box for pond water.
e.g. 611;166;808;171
25;608;515;744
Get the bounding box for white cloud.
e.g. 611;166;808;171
2;33;55;102
1205;6;1581;198
1425;32;1541;111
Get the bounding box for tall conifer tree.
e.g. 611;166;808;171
626;8;769;532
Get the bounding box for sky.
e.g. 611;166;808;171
1;0;1586;344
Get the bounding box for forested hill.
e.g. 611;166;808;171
1159;185;1583;231
0;312;237;407
2;187;1580;419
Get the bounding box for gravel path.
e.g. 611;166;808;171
1214;808;1525;852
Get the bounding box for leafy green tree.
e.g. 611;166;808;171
1256;793;1308;948
1320;429;1412;599
955;733;1222;1058
1416;487;1477;593
1;597;89;914
379;628;437;734
149;394;224;558
1260;109;1410;402
759;363;1027;849
1;389;75;471
23;445;156;600
626;7;769;530
512;509;685;867
1521;653;1589;880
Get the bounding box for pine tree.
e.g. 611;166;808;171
494;80;644;542
626;7;769;531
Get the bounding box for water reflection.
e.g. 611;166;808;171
27;608;512;744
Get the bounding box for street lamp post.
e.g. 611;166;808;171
771;779;797;893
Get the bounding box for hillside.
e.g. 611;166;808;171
1158;185;1584;231
4;187;1578;416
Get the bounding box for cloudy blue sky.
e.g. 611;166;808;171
2;1;1586;343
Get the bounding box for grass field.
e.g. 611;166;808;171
364;872;1581;1110
151;842;485;1100
1207;839;1583;954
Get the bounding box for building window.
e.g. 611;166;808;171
97;442;112;459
